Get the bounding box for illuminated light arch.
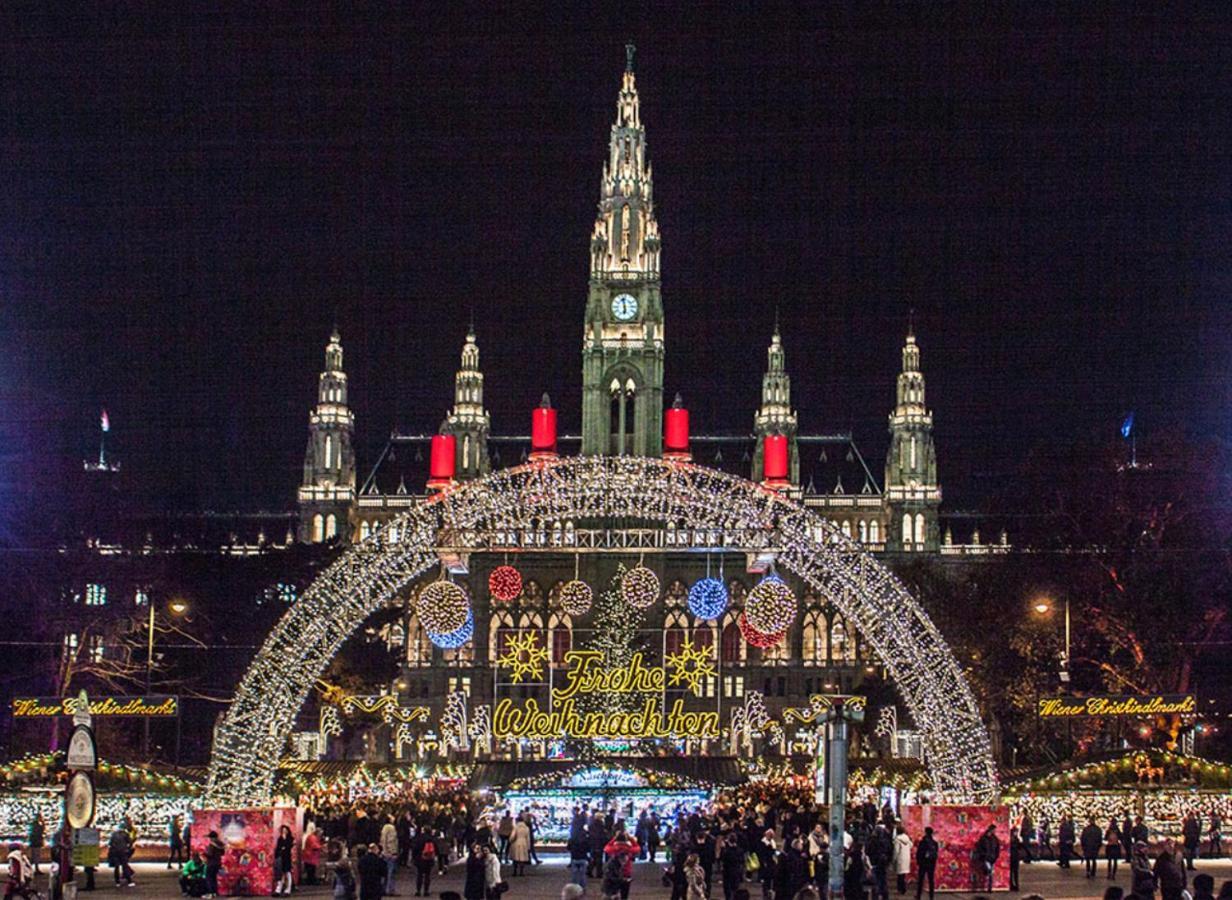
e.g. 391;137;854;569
206;456;997;806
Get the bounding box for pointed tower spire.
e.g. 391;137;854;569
440;326;490;480
581;48;665;458
885;325;941;552
298;328;356;543
752;319;799;484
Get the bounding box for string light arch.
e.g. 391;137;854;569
206;455;998;806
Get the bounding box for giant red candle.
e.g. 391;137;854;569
763;434;788;482
428;433;456;484
664;406;689;455
531;393;557;458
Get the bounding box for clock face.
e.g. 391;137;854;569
66;771;96;829
611;293;639;321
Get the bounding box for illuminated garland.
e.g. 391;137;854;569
488;565;523;602
207;456;997;806
416;581;470;634
621;565;660;608
738;611;787;648
559;579;593;617
428;608;475;649
687;577;729;620
744;574;796;634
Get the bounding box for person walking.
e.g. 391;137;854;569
868;822;893;900
1009;827;1021;891
647;812;662;863
1106;820;1123;879
1153;842;1187;900
27;816;44;877
358;844;387;900
720;830;747;900
411;825;441;897
587;811;609;879
684;852;707;900
332;857;356;900
204;829;225;898
167;814;185;869
107;822;136;887
1183;814;1201;871
1121;814;1134;865
1208;811;1222;858
603;829;639;900
274;824;295;895
1130;842;1156;899
893;825;912;894
915;827;938;900
303;822;324;886
973;824;1000;893
1059;815;1076;869
380;815;400;896
496;813;514;864
508;816;530;877
1081;817;1104;879
566;829;589;890
462;844;486;900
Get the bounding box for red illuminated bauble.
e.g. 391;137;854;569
738;611;787;649
488;565;523;603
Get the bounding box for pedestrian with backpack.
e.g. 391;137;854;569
412;825;441;897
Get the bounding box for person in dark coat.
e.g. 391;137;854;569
587;812;609;878
1081;818;1104;879
1153;843;1187;900
916;827;938;900
868;824;894;900
719;831;746;900
844;840;868;900
1009;828;1021;891
463;845;488;900
1058;815;1076;868
411;825;442;896
358;844;387;900
974;824;1000;893
1183;814;1202;871
776;839;809;900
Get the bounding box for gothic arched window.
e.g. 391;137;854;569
802;608;824;666
324;434;334;470
915;513;926;546
325;514;337;539
720;618;743;665
312;514;324;543
858;520;868;543
664;609;687;658
902;514;912;548
549;612;572;666
490;609;515;664
406;614;432;668
870;520;880;543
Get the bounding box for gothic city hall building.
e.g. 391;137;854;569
294;50;997;768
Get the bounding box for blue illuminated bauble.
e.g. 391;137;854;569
687;577;729;621
428;608;474;649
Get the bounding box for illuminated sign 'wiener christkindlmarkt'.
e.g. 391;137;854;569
1037;694;1197;718
11;696;179;718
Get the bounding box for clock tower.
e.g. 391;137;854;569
581;45;665;457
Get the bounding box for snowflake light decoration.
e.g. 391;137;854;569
621;564;659;609
488;565;523;602
559;579;593;617
744;573;796;634
416;581;470;634
687;577;729;620
427;608;474;649
497;631;549;683
664;638;718;695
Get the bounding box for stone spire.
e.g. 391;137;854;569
298;328;356;543
440;326;490;480
752;320;799;483
589;44;661;279
885;327;941;552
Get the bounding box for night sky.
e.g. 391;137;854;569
2;5;1230;530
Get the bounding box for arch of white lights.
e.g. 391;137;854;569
206;456;998;806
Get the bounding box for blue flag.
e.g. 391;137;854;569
1120;412;1134;439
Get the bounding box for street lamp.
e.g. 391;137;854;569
145;599;189;757
1031;596;1070;684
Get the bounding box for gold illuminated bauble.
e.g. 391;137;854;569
621;565;660;609
744;575;796;635
416;581;470;634
559;579;593;617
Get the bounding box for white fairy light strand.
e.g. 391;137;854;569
206;455;998;806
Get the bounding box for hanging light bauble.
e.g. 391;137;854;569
621;565;660;609
745;574;796;635
416;581;470;634
738;611;787;649
687;577;729;621
559;579;593;617
428;608;474;649
488;565;523;603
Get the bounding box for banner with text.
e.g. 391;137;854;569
1037;694;1196;719
11;695;180;718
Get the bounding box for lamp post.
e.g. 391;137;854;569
144;599;189;758
1033;597;1070;684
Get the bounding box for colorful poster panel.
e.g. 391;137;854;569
901;804;1011;892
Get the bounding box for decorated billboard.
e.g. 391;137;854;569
901;804;1011;892
191;808;301;896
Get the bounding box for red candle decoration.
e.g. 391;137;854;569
762;433;788;483
428;433;457;486
664;394;690;459
530;393;558;459
488;565;523;603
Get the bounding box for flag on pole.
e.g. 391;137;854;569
100;409;110;433
1120;411;1134;439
